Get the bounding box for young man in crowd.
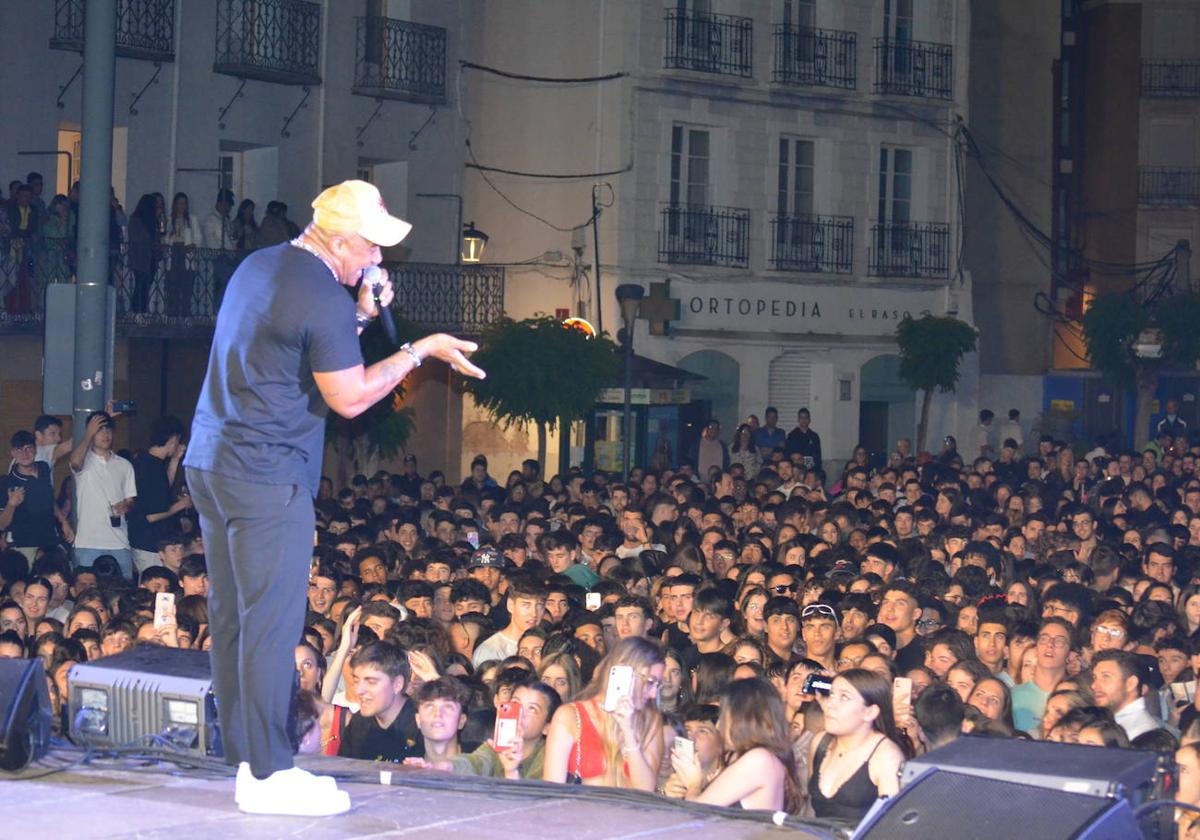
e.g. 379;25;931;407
339;641;424;763
472;574;546;667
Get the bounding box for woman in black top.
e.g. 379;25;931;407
808;669;907;824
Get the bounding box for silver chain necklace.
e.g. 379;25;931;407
290;237;338;283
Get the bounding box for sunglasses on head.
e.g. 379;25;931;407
802;604;838;622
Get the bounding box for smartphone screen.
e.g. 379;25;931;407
603;665;634;712
154;592;176;630
493;700;523;751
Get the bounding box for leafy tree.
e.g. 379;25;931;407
895;314;979;453
325;316;419;483
461;316;619;473
1081;291;1200;447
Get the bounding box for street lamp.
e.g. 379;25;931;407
615;283;644;481
461;222;489;264
415;193;490;265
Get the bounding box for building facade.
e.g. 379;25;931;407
0;0;491;479
464;0;976;476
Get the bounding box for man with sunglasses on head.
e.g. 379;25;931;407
800;602;840;672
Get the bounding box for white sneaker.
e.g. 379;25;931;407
234;763;339;804
236;765;351;816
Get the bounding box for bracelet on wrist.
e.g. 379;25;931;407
401;342;422;368
355;312;374;329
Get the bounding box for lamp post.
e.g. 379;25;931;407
415;193;487;265
615;284;644;482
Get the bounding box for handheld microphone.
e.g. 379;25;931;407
363;265;397;344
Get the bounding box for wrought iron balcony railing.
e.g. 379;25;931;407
353;16;447;103
0;241;505;339
1141;61;1200;97
214;0;321;86
387;262;505;336
1139;167;1200;205
868;222;950;279
772;25;856;90
659;204;751;268
664;10;753;78
873;38;952;100
769;214;854;273
50;0;176;62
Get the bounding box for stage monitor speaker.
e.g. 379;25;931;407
0;658;53;771
853;767;1142;840
68;647;223;758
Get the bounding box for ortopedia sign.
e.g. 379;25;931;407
671;279;940;336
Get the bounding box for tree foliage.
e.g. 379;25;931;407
895;315;979;394
1081;291;1200;446
325;316;419;467
462;315;619;442
1081;292;1200;385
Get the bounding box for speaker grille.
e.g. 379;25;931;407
859;770;1119;839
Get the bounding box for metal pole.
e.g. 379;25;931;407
73;0;118;443
622;329;633;482
592;188;603;335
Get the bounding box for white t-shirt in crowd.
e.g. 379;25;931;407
73;450;137;550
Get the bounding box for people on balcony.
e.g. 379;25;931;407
38;196;75;286
202;189;236;251
128;194;160;314
167;192;202;317
5;183;38;315
232;199;259;251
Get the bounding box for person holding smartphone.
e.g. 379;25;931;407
807;669;907;822
670;679;800;812
542;637;665;790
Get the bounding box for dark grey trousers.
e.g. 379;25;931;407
186;467;313;778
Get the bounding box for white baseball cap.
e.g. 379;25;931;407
311;180;412;246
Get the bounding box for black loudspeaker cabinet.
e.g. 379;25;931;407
854;767;1143;840
0;658;53;771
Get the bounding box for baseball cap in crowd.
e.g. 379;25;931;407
826;559;857;583
864;623;897;651
468;546;505;570
311;180;412;247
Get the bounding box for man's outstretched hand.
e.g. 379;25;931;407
413;334;486;379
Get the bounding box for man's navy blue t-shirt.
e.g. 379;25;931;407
184;244;363;496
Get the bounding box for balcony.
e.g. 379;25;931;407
388;263;505;336
868;222;950;279
659;205;751;268
1139;167;1200;205
50;0;175;62
353;16;447;103
772;25;856;90
0;242;504;339
769;214;854;273
664;10;753;78
1142;61;1200;97
873;38;952;100
213;0;321;86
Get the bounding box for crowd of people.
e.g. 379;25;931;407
0;171;299;315
5;400;1200;831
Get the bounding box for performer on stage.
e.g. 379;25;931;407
184;180;484;816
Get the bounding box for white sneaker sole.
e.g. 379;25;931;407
237;790;352;817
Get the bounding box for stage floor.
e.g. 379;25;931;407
0;752;846;839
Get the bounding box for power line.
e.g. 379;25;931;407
466;160;633;180
459;60;627;84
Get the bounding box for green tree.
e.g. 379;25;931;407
895;314;979;453
461;316;619;473
325;317;419;483
1081;291;1200;448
